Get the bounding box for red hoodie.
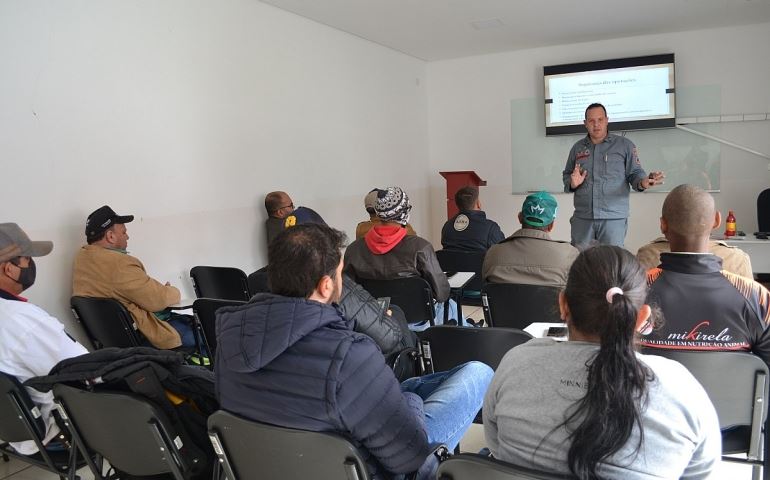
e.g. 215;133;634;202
364;224;407;254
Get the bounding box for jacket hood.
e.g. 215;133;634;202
217;293;350;373
364;224;407;254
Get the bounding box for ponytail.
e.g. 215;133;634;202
560;246;652;480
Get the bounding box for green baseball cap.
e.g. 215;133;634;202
521;191;558;227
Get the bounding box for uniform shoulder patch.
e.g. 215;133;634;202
453;214;470;232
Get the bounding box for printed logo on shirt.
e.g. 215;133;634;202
576;150;590;160
453;214;470;232
641;320;750;350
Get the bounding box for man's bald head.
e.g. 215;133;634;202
661;184;719;249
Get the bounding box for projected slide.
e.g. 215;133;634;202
543;55;675;135
547;65;673;124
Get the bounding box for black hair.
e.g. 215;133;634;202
561;245;653;479
454;186;479;211
584;103;607;119
86;224;116;245
267;223;347;298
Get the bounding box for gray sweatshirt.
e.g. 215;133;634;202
483;339;721;479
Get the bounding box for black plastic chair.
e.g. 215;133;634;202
758;188;770;233
54;384;192;480
207;410;372;480
641;349;769;478
437;453;572;480
418;326;532;374
0;372;85;480
359;277;436;327
247;268;270;295
189;266;250;301
70;296;144;349
436;249;485;301
192;298;246;360
481;283;561;329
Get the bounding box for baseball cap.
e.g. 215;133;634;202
85;205;134;242
0;223;53;263
284;206;327;229
521;191;558;227
364;189;380;215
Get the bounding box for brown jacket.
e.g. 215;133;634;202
72;245;182;349
482;228;579;287
636;237;753;279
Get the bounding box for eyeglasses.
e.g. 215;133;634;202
277;203;294;211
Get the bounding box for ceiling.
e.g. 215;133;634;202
260;0;770;61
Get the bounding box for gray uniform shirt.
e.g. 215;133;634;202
484;339;721;479
563;134;647;219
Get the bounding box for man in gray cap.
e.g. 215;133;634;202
356;188;416;239
0;223;88;455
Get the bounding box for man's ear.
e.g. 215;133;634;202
314;275;333;302
712;210;722;230
518;212;524;225
659;217;667;235
546;222;555;233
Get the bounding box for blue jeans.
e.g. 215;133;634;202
400;361;493;451
411;299;460;332
168;313;207;355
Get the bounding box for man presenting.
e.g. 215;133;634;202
563;103;665;248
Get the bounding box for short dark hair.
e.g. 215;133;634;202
454;186;479;211
268;223;347;298
264;191;286;216
86;224;116;245
584;103;607;119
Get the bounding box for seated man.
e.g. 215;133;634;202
72;206;195;351
641;184;770;364
637;236;753;278
215;223;492;479
344;187;455;328
356;188;416;239
264;191;326;246
441;186;504;252
0;223;88;454
483;192;578;287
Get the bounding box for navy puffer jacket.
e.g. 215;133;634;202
215;293;431;478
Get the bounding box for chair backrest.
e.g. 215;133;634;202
70;296;143;349
189;266;250;301
192;298;246;360
481;283;561;329
436;250;485;292
358;276;435;326
437;453;572;480
0;372;47;444
247;269;270;295
419;326;532;373
207;410;371;480
758;188;770;232
53;384;187;479
641;349;768;457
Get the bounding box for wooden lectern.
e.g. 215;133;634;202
439;171;487;219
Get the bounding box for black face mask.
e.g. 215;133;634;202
11;258;36;290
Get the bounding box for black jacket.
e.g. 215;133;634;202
441;210;504;252
642;253;770;365
339;275;417;359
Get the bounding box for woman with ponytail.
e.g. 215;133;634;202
483;245;721;479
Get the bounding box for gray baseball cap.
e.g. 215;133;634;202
0;223;53;263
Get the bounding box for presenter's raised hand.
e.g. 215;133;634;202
641;171;665;189
570;164;588;189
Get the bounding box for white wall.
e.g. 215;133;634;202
427;22;770;253
0;0;429;343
